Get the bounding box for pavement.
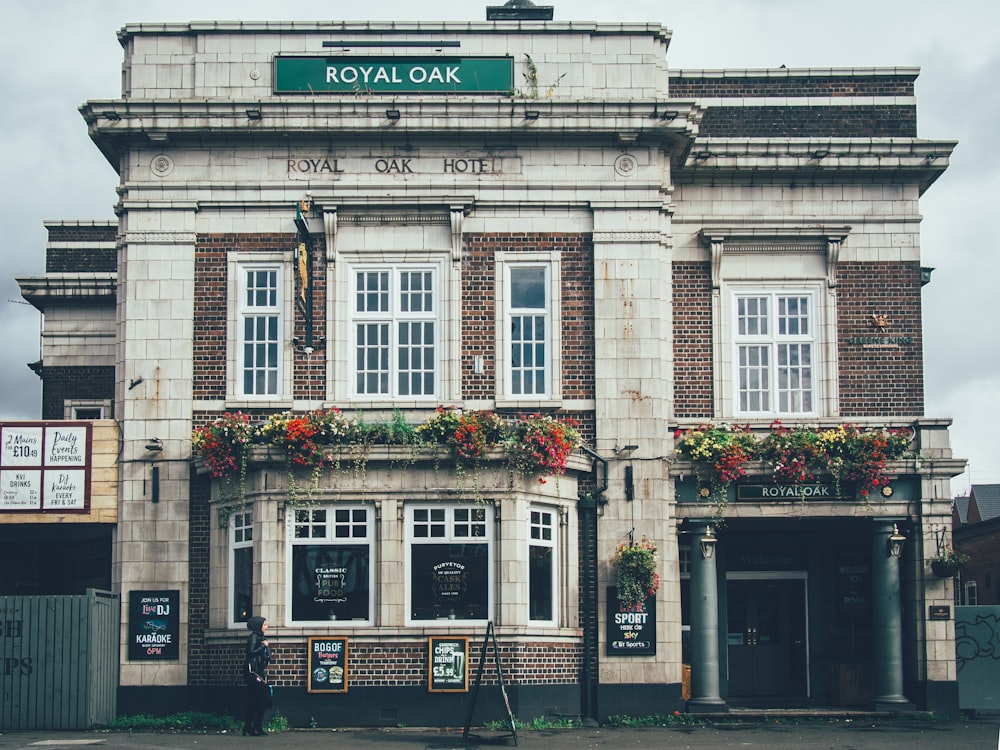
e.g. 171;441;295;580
3;713;1000;750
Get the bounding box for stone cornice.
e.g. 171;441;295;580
16;273;117;311
678;137;956;193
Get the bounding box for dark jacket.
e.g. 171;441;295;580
245;617;270;676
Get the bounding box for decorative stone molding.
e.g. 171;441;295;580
120;232;197;245
150;154;174;177
592;231;661;243
699;225;851;289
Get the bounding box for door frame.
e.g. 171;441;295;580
726;571;811;698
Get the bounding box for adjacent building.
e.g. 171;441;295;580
6;9;965;726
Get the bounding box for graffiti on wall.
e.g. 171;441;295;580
955;612;1000;672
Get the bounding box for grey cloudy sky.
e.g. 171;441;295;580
0;0;996;495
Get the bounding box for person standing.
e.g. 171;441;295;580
243;616;272;736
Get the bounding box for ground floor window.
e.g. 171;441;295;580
529;507;557;623
408;505;492;623
230;509;253;625
288;505;372;625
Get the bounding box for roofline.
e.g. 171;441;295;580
671;67;920;79
117;21;672;44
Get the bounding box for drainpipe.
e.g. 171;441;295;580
577;444;607;726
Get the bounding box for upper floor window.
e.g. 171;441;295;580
288;505;372;625
734;291;815;416
239;265;283;398
351;265;438;400
496;254;562;404
407;504;493;624
230;509;253;626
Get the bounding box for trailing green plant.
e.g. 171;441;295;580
929;545;970;572
192;407;583;501
674;421;912;515
504;413;581;483
613;537;660;607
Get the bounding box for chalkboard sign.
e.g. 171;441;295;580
606;586;656;656
307;637;348;693
128;590;180;661
835;549;871;623
428;636;469;692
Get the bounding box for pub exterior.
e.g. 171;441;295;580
7;8;965;726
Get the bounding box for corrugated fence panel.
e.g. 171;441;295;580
0;591;119;730
956;605;1000;711
89;589;120;727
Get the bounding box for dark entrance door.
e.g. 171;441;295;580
727;577;807;698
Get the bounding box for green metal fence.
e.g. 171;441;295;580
0;589;119;729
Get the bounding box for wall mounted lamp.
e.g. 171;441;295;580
245;108;262;120
524;110;540;121
385;108;401;121
102;111;121;121
887;524;906;558
145;437;163;454
699;525;717;559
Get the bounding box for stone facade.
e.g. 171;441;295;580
12;18;965;725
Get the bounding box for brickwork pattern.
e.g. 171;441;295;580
836;261;924;416
45;224;117;244
46;247;116;273
463;233;595;403
40;365;114;420
669;75;916;98
187;471;214;684
199;639;581;688
670;260;925;418
193;233;328;400
671;262;714;418
697;106;917;138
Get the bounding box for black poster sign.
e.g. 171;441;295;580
835;550;871;623
307;637;348;693
606;587;656;656
428;636;469;692
128;590;180;661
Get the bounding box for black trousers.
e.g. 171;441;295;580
243;672;270;732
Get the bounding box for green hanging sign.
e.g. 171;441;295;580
274;56;514;94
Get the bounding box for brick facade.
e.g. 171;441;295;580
40;365;114;420
697;106;916;138
836;262;924;416
671;261;714;418
669;74;916;98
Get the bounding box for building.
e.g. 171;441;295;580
7;7;965;726
954;485;1000;606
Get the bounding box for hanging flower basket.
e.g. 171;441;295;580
613;537;660;607
930;559;962;578
929;546;969;578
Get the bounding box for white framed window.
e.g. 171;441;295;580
350;265;438;400
406;504;493;624
495;253;562;404
238;263;284;398
65;400;112;420
529;506;558;624
229;508;253;627
964;580;978;606
287;505;373;625
733;290;817;417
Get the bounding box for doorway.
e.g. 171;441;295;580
726;574;808;699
